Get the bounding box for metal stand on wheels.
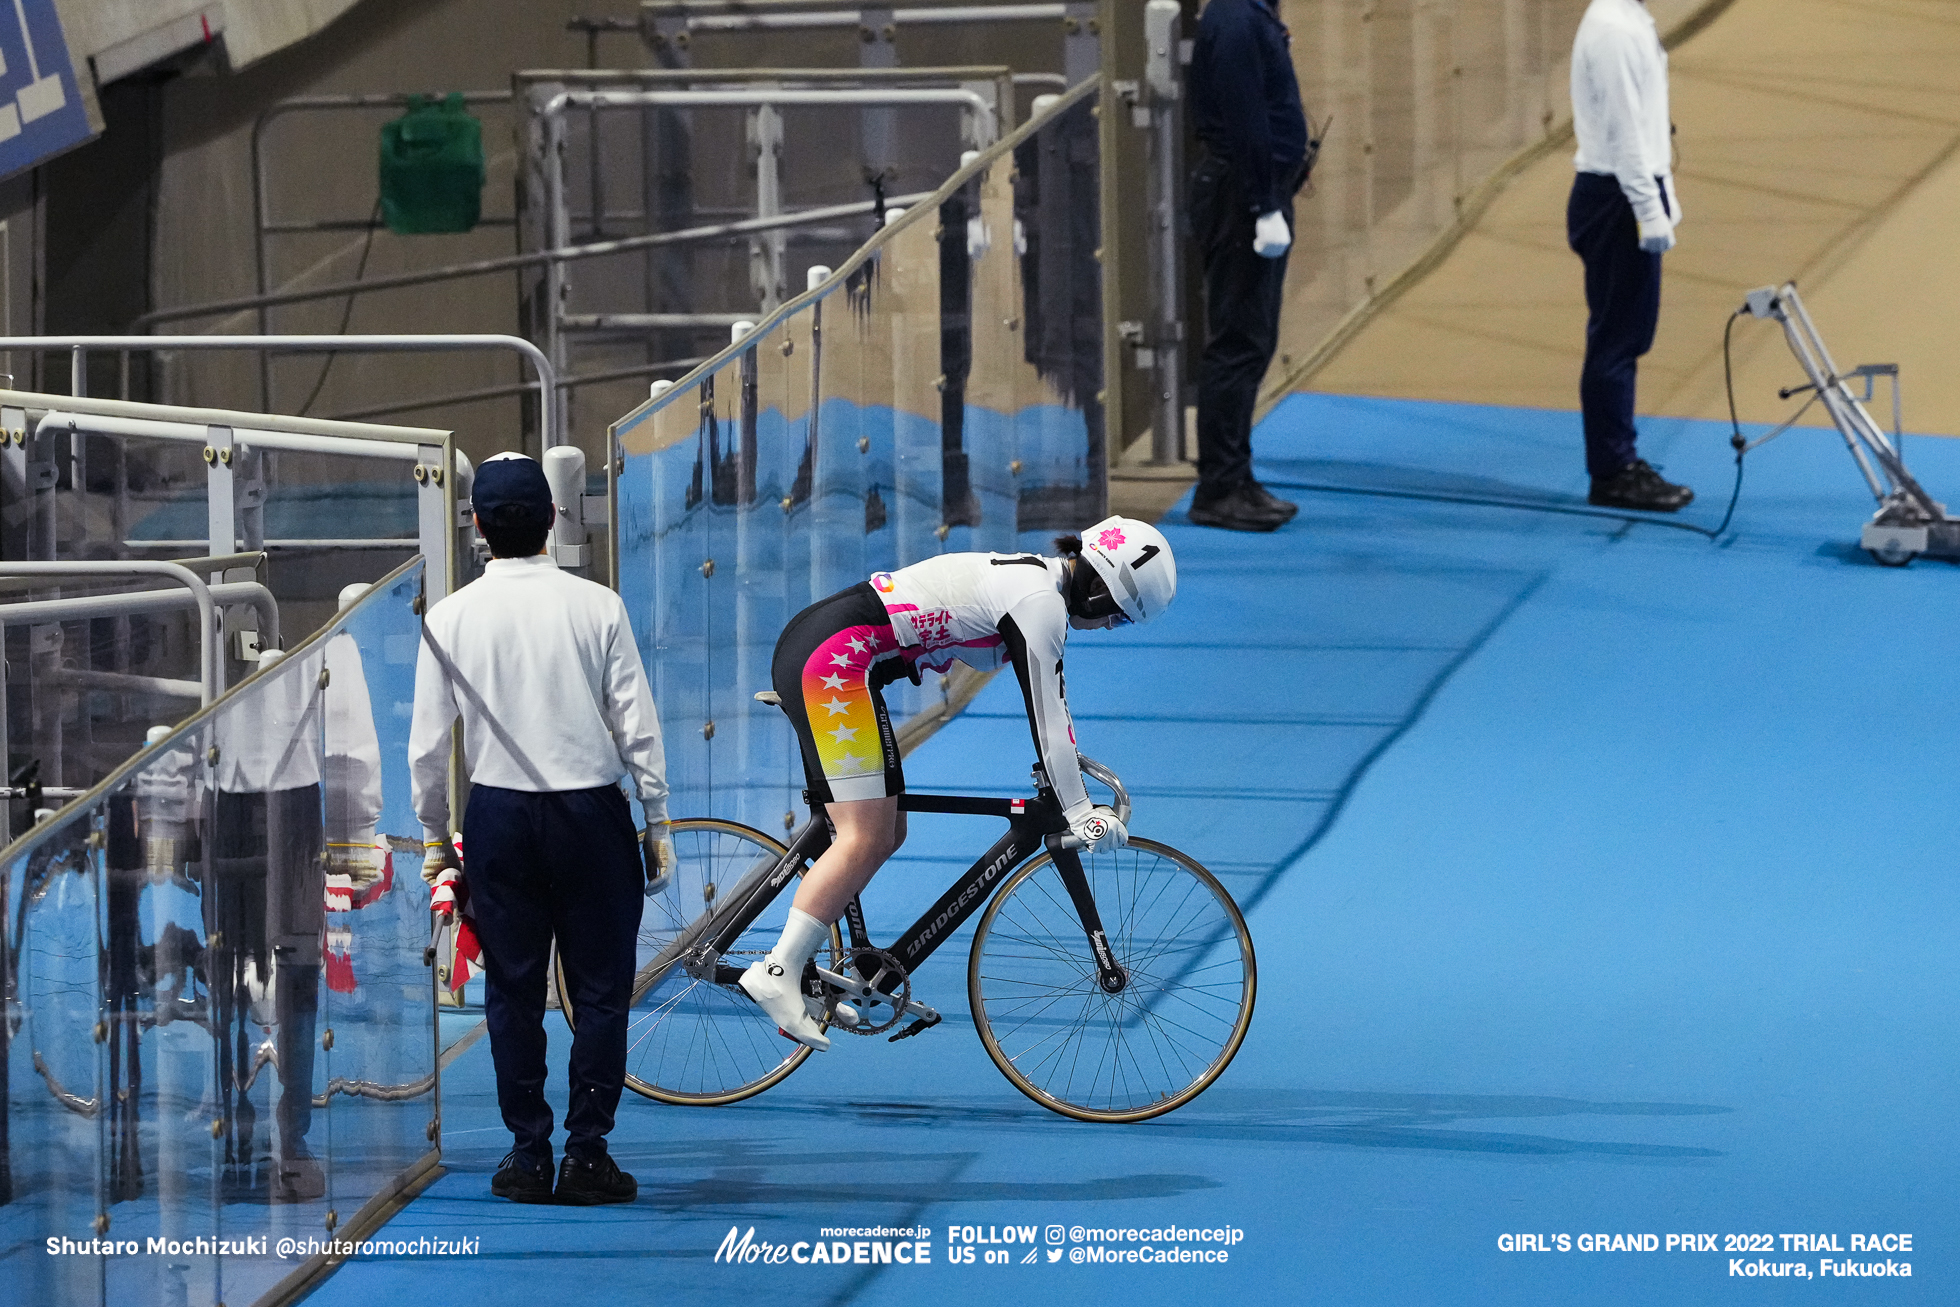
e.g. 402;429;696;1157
1746;282;1956;566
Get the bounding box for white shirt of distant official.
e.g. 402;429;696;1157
1571;0;1680;229
408;552;669;841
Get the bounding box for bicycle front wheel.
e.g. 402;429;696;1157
967;837;1255;1123
556;818;840;1105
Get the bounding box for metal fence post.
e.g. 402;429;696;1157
417;443;453;605
748;104;787;313
1144;0;1185;465
204;425;235;560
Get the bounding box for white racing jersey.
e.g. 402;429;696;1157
871;551;1093;822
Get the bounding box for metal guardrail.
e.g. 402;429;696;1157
2;333;557;451
0;562;225;705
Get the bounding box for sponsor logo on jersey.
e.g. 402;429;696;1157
871;572;895;593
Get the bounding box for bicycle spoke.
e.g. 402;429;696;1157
971;841;1253;1121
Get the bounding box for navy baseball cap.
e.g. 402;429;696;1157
472;452;553;525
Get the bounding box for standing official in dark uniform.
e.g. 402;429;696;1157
409;453;673;1205
1567;0;1693;511
1188;0;1310;533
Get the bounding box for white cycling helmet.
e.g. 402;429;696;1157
1079;515;1176;624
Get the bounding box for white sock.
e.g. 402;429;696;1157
767;907;829;975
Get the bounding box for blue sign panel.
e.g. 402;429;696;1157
0;0;93;179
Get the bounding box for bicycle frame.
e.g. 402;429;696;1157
696;778;1126;995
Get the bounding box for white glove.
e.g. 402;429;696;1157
421;836;460;886
1068;805;1129;852
1637;216;1675;254
642;823;677;896
1252;209;1291;258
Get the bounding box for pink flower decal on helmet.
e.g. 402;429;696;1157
1096;526;1127;551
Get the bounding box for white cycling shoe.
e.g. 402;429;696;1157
739;959;829;1051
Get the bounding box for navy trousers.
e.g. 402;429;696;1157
465;783;642;1164
1567;171;1665;479
1192;153;1292;498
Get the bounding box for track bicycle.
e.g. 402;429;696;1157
558;700;1255;1123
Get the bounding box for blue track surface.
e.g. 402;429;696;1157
309;394;1957;1304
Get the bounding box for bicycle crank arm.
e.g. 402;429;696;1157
812;964;894;1004
814;966;937;1018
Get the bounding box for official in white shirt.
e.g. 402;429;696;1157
409;452;671;1206
1568;0;1693;513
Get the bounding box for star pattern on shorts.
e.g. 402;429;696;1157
829;652;854;668
822;697;852;717
847;636;867;654
820;673;848;690
828;724;860;744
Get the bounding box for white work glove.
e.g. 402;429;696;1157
1068;805;1129;853
421;836;460;887
642;823;677;896
1637;216;1675;254
1252;209;1291;258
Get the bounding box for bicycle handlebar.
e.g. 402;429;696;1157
1075;753;1131;826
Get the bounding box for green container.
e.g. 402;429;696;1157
379;93;485;235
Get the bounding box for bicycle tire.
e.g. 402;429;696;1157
555;817;840;1105
967;837;1255;1123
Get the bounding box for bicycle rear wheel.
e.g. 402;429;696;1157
556;818;839;1105
967;837;1255;1122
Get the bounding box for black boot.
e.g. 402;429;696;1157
490;1150;555;1204
1589;459;1694;512
555;1152;637;1206
1188;484;1284;532
1243;480;1299;522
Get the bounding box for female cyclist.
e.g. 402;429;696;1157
741;515;1177;1049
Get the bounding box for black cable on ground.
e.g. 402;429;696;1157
297;199;384;417
1261;478;1729;537
1270;306;1833;544
1706;308;1750;538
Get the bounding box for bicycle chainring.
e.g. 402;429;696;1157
834;946;911;1036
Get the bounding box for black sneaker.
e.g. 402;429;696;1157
556;1153;637;1206
1589;459;1694;512
1188;485;1284;532
490;1151;555;1204
1243;480;1299;522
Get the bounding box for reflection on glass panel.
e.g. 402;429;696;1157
946;158;1020;560
1010;95;1104;544
317;562;434;1235
0;557;433;1307
885;207;945;571
807;287;868;601
103;730;221;1307
2;809;106;1305
607;86;1107;825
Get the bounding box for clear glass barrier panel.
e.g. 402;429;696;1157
0;557;432;1307
611;88;1106;826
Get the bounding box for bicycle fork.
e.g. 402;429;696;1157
1045;838;1129;995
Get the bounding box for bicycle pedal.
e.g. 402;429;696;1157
887;1013;942;1043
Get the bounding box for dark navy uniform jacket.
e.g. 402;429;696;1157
1189;0;1309;214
